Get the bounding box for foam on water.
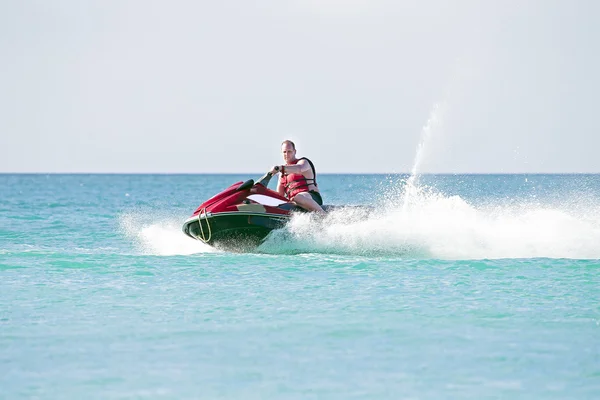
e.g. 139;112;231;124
119;211;215;256
259;181;600;259
116;174;600;259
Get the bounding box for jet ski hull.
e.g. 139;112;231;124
182;211;288;249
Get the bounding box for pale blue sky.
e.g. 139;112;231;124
1;0;598;173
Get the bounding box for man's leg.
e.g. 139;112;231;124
292;192;325;213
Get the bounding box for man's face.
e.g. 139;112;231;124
281;143;296;164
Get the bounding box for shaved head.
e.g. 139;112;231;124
281;140;296;150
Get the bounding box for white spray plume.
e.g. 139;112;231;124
119;211;215;256
259;182;600;259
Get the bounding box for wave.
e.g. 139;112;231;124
119;211;215;256
117;179;600;259
258;183;600;259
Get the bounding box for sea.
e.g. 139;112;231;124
1;173;599;399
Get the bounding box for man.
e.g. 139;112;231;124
270;140;324;213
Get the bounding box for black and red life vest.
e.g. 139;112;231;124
280;157;318;199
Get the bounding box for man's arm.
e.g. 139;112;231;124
280;160;310;174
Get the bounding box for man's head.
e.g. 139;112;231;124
281;140;297;164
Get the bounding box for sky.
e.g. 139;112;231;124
1;0;598;173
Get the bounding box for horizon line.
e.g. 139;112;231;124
2;172;600;175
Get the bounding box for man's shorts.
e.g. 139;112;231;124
308;190;323;206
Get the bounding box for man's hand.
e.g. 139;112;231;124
270;165;281;175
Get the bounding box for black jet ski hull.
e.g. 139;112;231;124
182;212;288;250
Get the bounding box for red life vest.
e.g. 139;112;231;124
280;157;318;199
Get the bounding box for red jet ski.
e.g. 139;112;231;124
182;171;328;250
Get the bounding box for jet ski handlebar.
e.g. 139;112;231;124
255;170;274;187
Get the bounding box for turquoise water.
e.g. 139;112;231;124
1;174;599;399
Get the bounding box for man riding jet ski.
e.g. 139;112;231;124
182;140;326;250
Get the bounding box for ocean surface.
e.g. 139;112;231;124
1;173;599;399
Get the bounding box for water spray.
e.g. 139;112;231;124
403;102;444;211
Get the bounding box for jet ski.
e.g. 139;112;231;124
182;171;331;250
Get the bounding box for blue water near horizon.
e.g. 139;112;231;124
1;173;599;399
